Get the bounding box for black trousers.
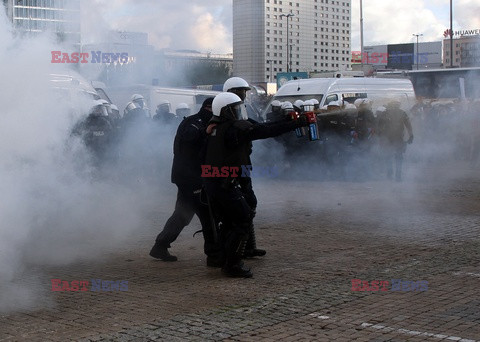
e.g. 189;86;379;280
155;183;221;258
204;180;253;267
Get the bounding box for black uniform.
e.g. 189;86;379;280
153;109;179;127
203;117;306;276
151;101;222;262
72;114;114;165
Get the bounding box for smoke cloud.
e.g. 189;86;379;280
0;9;175;313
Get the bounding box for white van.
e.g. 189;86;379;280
263;77;416;118
107;85;220;117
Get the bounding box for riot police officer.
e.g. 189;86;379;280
124;94;149;122
153;100;179;126
265;100;283;123
203;92;308;278
175;103;191;119
223;77;273;258
149;98;223;265
72;99;114;166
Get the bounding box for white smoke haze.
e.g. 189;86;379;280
83;0;232;53
0;9;175;313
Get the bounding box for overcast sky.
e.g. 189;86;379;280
82;0;480;53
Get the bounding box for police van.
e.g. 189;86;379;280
263;77;416;118
107;85;220;117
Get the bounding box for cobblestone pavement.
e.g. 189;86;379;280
1;162;479;341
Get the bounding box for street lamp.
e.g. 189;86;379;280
279;12;294;73
412;33;423;70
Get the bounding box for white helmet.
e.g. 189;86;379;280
131;94;145;108
281;101;293;110
90;99;108;116
303;100;315;111
293;99;304;109
176;103;191;117
354;98;372;108
158;99;170;106
176;103;189;110
345;103;358;115
212;92;244;120
223;77;251;92
376;106;387;113
157;100;171;112
271;100;282;108
131;94;144;102
386;99;401;109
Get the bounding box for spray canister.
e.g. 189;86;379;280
304;111;319;141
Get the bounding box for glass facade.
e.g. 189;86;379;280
233;0;352;83
6;0;80;43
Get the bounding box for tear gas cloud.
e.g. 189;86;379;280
0;9;175;313
251;78;480;213
2;0;479;315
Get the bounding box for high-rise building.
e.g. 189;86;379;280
233;0;352;83
3;0;81;44
443;35;480;68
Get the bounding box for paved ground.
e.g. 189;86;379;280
1;161;479;341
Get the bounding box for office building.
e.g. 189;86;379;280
443;34;480;67
358;42;443;71
233;0;352;83
3;0;81;44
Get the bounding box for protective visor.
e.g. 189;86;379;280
227;102;247;120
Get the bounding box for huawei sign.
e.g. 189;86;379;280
444;28;480;37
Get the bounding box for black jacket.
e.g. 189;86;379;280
171;109;212;187
204;117;304;184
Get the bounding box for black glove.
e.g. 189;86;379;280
297;114;309;127
407;135;414;144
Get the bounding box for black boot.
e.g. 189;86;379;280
149;242;177;261
222;262;253;278
243;225;266;258
223;232;252;277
